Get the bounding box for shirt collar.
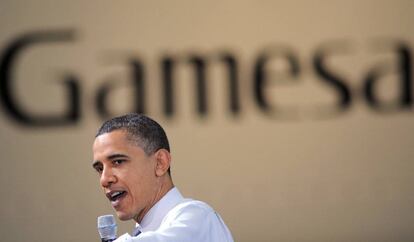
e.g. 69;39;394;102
136;187;184;233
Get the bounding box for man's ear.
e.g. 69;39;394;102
154;149;171;177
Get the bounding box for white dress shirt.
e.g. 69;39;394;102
114;187;234;242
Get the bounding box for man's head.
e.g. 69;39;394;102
92;113;173;222
96;113;170;167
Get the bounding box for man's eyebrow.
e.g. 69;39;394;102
91;154;129;168
107;153;130;160
92;160;101;168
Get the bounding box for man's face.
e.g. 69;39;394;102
92;130;159;221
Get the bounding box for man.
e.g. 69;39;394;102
92;113;234;242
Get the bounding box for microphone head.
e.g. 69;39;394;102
97;214;117;240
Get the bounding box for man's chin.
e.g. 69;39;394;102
115;211;133;221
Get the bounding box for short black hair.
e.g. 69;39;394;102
96;113;171;174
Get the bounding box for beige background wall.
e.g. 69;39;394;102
0;1;413;241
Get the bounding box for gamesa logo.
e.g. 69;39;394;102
0;29;412;127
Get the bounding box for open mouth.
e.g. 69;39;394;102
107;191;127;203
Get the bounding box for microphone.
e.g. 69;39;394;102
97;214;118;242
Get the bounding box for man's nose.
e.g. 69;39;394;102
100;166;117;187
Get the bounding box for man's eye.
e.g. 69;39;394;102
113;160;125;165
94;166;103;173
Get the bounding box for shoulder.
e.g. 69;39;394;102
157;198;234;242
162;198;217;224
175;199;215;214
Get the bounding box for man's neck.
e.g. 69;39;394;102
134;178;174;223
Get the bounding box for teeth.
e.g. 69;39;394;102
111;191;122;198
